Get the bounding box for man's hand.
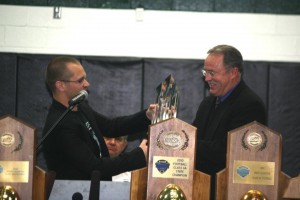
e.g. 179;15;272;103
146;104;158;121
139;139;148;160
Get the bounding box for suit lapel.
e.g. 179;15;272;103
195;97;214;139
205;103;228;140
204;81;245;140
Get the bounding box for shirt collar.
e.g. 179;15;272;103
218;80;241;102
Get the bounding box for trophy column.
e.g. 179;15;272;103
0;115;55;200
130;75;210;200
146;118;211;200
0;115;35;199
215;121;297;199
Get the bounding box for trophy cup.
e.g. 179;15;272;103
130;75;210;200
215;121;294;200
0;115;55;200
151;74;179;124
0;115;33;200
132;74;209;200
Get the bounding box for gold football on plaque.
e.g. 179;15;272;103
157;184;186;200
0;185;20;200
241;189;267;200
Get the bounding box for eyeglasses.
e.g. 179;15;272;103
201;67;232;78
60;77;86;84
201;68;218;77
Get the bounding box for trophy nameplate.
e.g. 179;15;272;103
152;156;190;179
233;160;275;185
0;161;30;183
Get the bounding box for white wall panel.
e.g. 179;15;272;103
0;5;299;62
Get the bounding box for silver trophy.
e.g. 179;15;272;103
152;74;179;124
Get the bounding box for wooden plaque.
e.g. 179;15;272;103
225;121;282;199
146;118;196;200
0;114;36;199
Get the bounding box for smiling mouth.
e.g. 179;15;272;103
208;81;217;88
209;84;216;89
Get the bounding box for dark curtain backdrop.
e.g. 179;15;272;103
0;53;299;178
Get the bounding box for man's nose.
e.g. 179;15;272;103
83;79;90;87
204;75;212;81
108;139;116;144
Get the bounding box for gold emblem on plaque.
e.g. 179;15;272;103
241;130;267;151
1;132;15;147
247;132;262;147
0;185;20;200
0;131;23;152
157;184;186;200
157;130;189;150
240;189;267;200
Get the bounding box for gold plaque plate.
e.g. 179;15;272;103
153;156;189;179
233;160;275;185
0;161;29;183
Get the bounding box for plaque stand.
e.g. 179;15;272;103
0;115;55;200
130;118;210;200
216;121;299;199
282;174;300;199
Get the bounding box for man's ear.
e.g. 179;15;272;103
231;67;239;78
55;80;65;92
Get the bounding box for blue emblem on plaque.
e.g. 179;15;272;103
0;165;3;173
155;160;170;174
237;166;250;178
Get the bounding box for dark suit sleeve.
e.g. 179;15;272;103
94;148;146;177
229;82;267;129
43;102;148;180
81;102;150;138
44;116;146;180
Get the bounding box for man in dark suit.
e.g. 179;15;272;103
42;56;155;180
192;45;267;199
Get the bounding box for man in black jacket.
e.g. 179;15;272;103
192;45;267;199
42;56;155;180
